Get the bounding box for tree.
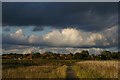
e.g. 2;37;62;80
80;50;89;60
32;52;41;58
100;51;111;60
73;52;81;60
66;53;73;60
111;52;120;59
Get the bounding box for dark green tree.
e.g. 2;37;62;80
80;50;89;60
73;52;81;60
111;52;120;59
101;51;112;60
32;52;41;58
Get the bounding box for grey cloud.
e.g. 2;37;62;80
32;26;44;31
3;27;10;32
2;29;29;45
2;2;118;31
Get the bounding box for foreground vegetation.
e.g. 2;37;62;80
2;59;71;78
73;61;119;78
3;65;67;78
2;50;120;79
2;59;119;79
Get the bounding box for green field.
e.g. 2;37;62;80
2;59;119;79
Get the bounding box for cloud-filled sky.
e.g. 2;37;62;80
2;2;119;54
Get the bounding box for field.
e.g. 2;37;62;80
2;59;119;79
73;61;119;78
2;59;72;78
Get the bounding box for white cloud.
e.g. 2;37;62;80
22;47;40;54
2;48;19;53
2;46;118;54
2;26;118;54
43;28;83;46
104;26;118;45
87;33;104;44
43;28;106;47
28;34;43;44
9;29;28;43
3;26;118;48
10;29;25;40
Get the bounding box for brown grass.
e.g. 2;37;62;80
73;61;119;78
3;65;67;78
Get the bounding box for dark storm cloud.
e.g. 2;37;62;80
32;26;44;31
2;34;28;45
2;44;30;50
2;2;118;31
3;27;10;32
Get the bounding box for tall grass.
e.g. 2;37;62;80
3;59;119;78
2;59;70;78
73;61;119;78
49;65;67;78
3;65;67;78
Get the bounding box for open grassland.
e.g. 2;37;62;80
2;59;75;69
2;59;119;78
2;59;70;78
3;65;67;78
73;61;119;78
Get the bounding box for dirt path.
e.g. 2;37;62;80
66;65;78;79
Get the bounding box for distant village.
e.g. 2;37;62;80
2;50;120;60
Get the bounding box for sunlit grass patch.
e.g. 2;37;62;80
73;61;119;78
3;65;67;78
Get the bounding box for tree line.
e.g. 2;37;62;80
2;50;120;60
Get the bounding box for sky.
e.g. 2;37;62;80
2;2;119;54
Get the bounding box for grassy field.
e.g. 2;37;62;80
2;59;119;78
3;65;67;78
2;59;70;78
72;61;119;78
